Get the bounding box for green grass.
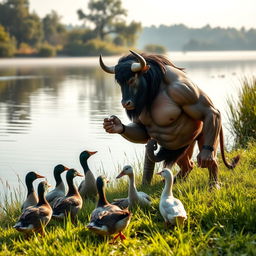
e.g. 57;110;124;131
0;143;256;255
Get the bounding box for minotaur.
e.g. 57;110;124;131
101;50;239;189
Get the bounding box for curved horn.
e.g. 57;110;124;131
130;50;146;72
99;54;115;74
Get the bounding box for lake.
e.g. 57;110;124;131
0;51;256;198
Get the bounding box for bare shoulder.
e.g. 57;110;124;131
165;66;200;106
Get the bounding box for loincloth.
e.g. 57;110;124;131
156;145;189;167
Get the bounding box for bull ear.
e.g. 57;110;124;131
130;50;147;72
99;54;115;74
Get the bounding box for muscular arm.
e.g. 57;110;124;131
103;116;149;144
121;122;150;143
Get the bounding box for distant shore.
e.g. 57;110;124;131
1;51;256;67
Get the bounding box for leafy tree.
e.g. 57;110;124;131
77;0;127;41
42;11;66;46
115;21;141;46
0;24;16;57
0;0;43;47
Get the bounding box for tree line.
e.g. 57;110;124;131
1;0;256;58
138;24;256;51
0;0;141;57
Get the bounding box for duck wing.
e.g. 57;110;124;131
88;209;131;235
137;191;151;202
46;189;65;205
111;198;129;209
53;196;82;215
15;205;52;229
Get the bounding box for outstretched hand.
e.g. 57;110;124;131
103;115;124;134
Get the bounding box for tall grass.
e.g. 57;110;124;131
0;143;256;255
227;77;256;148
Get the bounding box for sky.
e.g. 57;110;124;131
28;0;256;29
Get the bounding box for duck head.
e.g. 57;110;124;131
53;164;69;187
37;180;51;205
66;169;84;181
38;180;51;195
26;171;45;184
156;168;174;183
80;150;97;162
54;164;69;176
79;150;97;171
116;165;134;179
96;175;109;190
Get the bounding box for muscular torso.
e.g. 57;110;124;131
138;66;203;149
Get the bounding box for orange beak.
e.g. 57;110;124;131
116;171;125;179
64;166;69;171
88;151;97;156
77;172;84;177
36;174;45;178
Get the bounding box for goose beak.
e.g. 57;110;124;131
64;166;69;171
116;171;125;179
36;174;45;178
88;151;97;156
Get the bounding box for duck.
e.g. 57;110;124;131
157;168;187;227
14;180;52;237
87;175;132;243
21;171;45;212
46;164;69;207
52;168;83;224
78;150;97;201
113;165;151;209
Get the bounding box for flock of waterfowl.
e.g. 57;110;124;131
13;150;187;243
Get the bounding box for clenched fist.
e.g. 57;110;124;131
103;115;124;134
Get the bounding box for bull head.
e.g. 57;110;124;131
99;50;148;74
100;50;151;118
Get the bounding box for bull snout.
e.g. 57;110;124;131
121;99;135;110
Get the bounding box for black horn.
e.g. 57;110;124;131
99;54;115;74
130;50;147;72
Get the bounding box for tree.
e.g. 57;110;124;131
0;0;43;47
42;11;66;46
77;0;127;40
115;21;141;46
0;25;16;57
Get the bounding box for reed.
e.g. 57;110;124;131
227;76;256;148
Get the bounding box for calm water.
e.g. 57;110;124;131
0;51;256;197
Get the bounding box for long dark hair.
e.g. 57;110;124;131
116;53;183;120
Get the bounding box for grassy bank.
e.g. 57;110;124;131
0;143;256;256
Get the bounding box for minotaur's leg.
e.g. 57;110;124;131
208;160;220;189
142;147;155;185
197;134;220;189
175;141;196;181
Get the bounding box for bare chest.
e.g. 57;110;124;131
139;91;181;126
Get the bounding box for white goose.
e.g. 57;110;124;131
114;165;151;209
157;168;187;227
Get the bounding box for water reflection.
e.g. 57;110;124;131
0;53;256;192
